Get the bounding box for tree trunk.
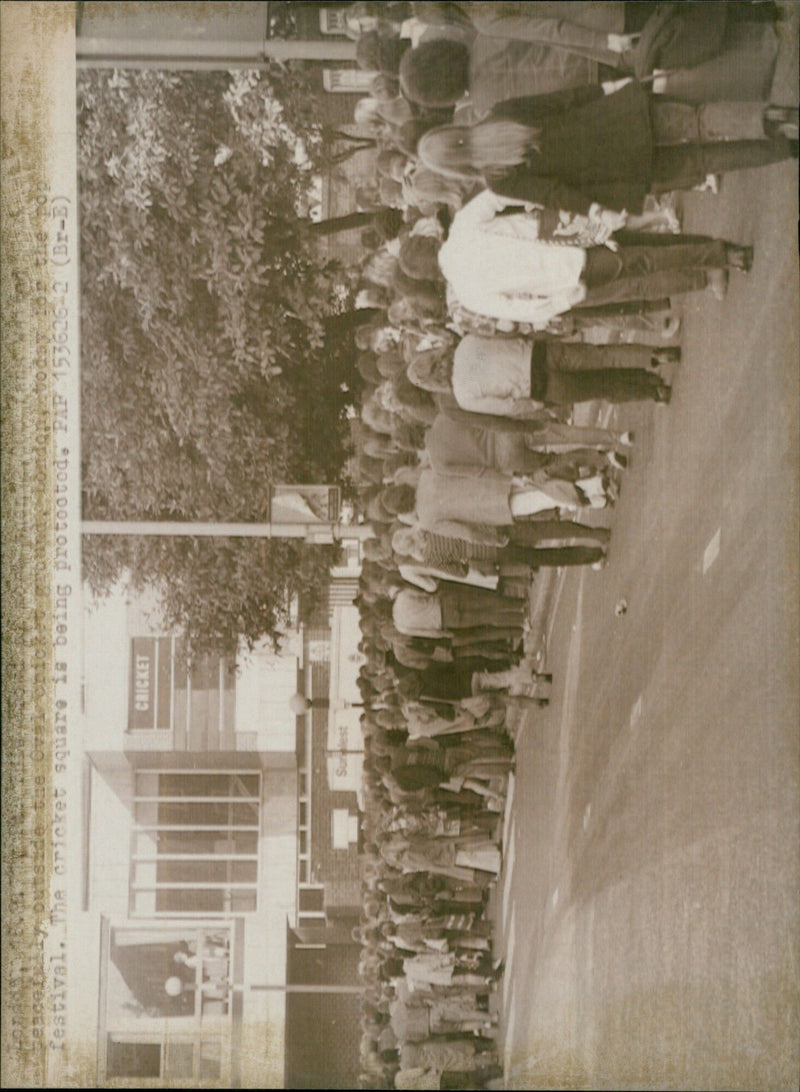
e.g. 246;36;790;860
324;308;382;337
307;211;376;237
328;143;376;167
325;129;377;147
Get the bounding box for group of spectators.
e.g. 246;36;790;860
341;4;797;1088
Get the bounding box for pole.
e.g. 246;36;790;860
251;983;362;995
76;37;357;70
83;520;304;538
81;520;374;541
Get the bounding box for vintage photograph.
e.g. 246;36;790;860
1;2;798;1089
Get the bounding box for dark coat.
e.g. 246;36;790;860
487;82;654;214
632;2;727;78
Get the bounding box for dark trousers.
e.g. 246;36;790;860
439;585;526;630
532;336;663;407
653;139;793;192
508;519;611;548
546;341;655;371
582;236;728;305
500;544;604;567
517;446;612;475
544;367;663;405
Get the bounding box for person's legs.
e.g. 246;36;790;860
610;238;730;277
471;666;521;692
472;665;550;693
508;489;576;517
444;602;525;631
512;545;605;567
587;265;713;304
582;238;736;305
514;446;556;474
451;630;519;651
508;519;611;548
527;472;588;511
454;756;514;780
572;298;673;318
724;2;781;22
452;649;515;668
546;448;620;477
547;341;658;371
652;138;794;192
440;586;525;630
440;1070;477;1089
544;367;666;405
623;0;660;33
526;421;630;449
508;483;568;519
651;99;773;144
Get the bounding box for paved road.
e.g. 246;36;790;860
499;17;799;1090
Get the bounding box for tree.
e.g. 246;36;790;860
78;66;358;657
308;210;376;236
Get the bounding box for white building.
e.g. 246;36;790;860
71;581;304;1086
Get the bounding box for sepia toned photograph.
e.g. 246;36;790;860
1;2;798;1089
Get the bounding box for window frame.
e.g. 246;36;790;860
129;770;261;919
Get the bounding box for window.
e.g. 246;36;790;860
107;1040;162;1079
332;808;359;849
320;9;348;35
106;1036;223;1081
101;921;236;1085
131;772;260;917
297;884;326;928
323;68;378;93
298;886;324;914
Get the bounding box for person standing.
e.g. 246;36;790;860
437;188;754;326
451;332;673;416
418;82;796;213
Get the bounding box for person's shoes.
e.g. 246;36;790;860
726;244;754;272
503;693;546;709
604;473;620;502
763;105;799;141
654;383;672;404
706;268;729;300
607;450;628;471
619;430;635;447
694;173;720;194
652;346;681;366
483;1066;505;1086
661;315;681;340
591;556;607;571
737;246;755;272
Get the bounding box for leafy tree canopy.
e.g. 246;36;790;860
78;66;360;656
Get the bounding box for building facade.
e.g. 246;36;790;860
74;583;301;1085
72;568;364;1086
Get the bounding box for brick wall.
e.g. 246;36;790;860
301;66;379;268
285;990;361;1089
319;140;378;267
285;941;361;1089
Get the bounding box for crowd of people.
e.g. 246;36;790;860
340;4;797;1088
